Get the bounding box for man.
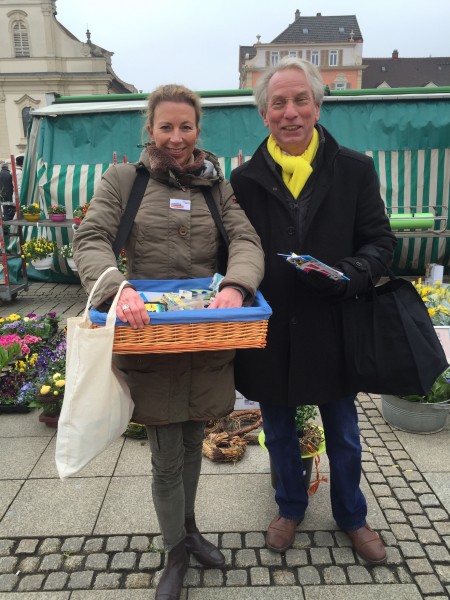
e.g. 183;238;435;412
14;155;24;201
231;58;396;565
0;162;13;203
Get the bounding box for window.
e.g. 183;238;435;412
271;51;279;66
311;50;319;66
329;50;338;66
335;82;347;90
22;107;31;136
13;21;30;57
289;51;297;58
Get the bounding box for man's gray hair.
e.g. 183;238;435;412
254;57;325;113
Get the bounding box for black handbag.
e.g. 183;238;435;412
340;273;449;396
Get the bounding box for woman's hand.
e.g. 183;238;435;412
208;287;243;309
117;288;150;329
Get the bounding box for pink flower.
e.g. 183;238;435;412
20;344;30;355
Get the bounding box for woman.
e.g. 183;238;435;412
73;84;264;600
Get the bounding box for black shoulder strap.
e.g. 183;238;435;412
112;165;150;258
201;187;229;247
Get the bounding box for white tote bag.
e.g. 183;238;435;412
55;266;134;479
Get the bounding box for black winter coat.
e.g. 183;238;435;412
230;126;397;407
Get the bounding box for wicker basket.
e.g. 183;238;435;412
94;319;269;354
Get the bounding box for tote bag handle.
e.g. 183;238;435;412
82;266;124;323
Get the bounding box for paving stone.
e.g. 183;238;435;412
332;547;355;564
384;509;408;523
0;541;14;557
297;565;321;585
93;572;121;589
125;573;152;588
203;569;225;587
139;551;162;570
68;570;95;589
323;566;347;584
347;565;372;583
39;553;63;571
379;498;401;510
17;573;45;591
16;539;39;555
84;538;104;553
235;549;258;567
435;564;450;582
391;451;410;460
310;548;332;564
61;537;85;553
365;472;387;484
18;556;40;573
361;462;380;472
372;566;397;583
418;494;441;507
416;529;441;544
245;532;265;548
397;460;417;471
386;476;408;487
410;481;432;494
402;501;424;514
43;572;69;590
221;533;242;549
106;536;129;552
380;531;397;546
314;531;334;546
425;508;449;521
110;551;137;570
272;569;297;585
390;524;417;541
85;553;109;570
64;555;85;570
443;536;450;550
394;488;416;501
435;522;450;535
335;532;352;547
425;545;450;562
414;574;445;594
249;567;270;586
406;558;434;574
184;568;201;587
293;532;312;548
285;549;307;567
129;536;151;552
385;547;403;564
0;574;18;592
39;538;61;554
259;549;283;566
0;556;18;574
410;515;432;528
396;566;413;583
376;456;396;466
400;541;426;558
225;569;248;586
403;471;424;482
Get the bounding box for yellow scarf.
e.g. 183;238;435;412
267;129;319;199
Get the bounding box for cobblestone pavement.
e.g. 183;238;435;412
0;283;449;597
0;395;449;596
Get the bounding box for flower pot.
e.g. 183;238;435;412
381;394;450;434
24;214;40;222
66;257;77;271
73;216;82;226
31;254;54;270
50;213;66;222
38;413;59;428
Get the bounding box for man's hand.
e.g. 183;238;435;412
297;269;347;298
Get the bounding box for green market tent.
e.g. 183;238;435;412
18;88;450;280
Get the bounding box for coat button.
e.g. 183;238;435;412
287;226;295;235
290;317;298;325
178;226;188;236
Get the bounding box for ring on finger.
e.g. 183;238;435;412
122;304;130;311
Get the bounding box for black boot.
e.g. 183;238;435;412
155;539;188;600
184;515;225;567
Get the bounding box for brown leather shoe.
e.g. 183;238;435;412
266;514;302;552
346;524;387;564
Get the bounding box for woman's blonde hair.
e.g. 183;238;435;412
146;84;202;129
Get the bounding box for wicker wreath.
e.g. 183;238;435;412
202;432;247;463
204;410;262;437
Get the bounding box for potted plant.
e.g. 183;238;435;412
48;204;67;222
21;203;41;221
259;405;326;493
381;367;450;433
22;237;57;270
58;244;77;271
29;371;65;427
73;201;90;225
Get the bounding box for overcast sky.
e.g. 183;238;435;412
56;0;449;93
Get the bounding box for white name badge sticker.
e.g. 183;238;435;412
170;199;191;211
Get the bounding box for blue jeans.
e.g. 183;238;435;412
260;395;367;531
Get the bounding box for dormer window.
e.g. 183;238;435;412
13;21;30;57
303;28;309;34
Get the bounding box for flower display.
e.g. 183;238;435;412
22;237;57;261
402;366;450;404
0;312;58;340
73;202;90;219
58;244;74;259
47;205;66;214
413;279;450;326
21;203;41;215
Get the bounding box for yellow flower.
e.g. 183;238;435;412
40;385;51;395
53;391;59;396
55;379;65;388
52;373;61;380
428;308;436;317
